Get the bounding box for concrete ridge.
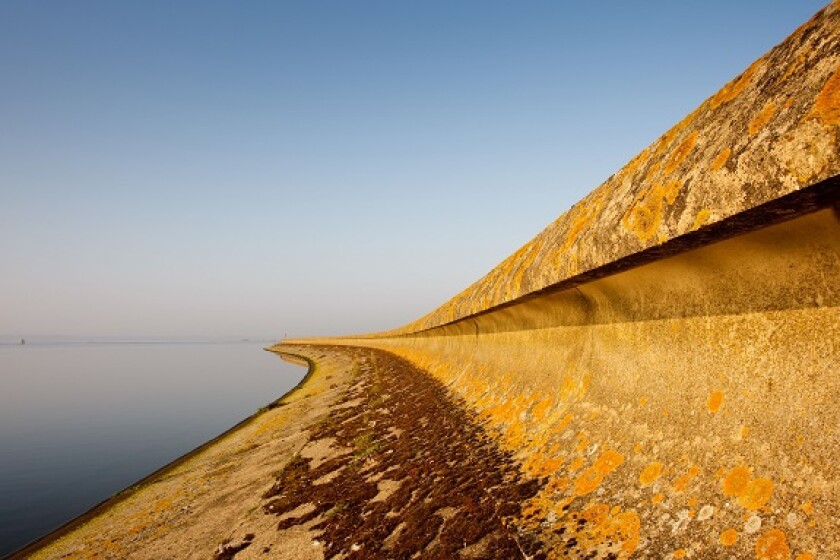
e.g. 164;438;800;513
367;2;839;336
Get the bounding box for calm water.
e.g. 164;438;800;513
0;340;305;556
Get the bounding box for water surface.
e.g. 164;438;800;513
0;340;304;556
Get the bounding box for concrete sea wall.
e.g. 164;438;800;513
285;4;840;558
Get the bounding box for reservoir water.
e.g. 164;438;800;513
0;340;305;557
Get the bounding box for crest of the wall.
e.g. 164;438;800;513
375;3;839;337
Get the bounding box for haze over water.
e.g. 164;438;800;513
0;340;304;556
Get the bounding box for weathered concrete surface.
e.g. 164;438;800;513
297;204;839;559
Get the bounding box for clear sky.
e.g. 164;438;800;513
0;1;828;340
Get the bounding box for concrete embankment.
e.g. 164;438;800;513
283;4;840;558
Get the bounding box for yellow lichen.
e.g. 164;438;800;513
781;52;808;82
707;390;724;414
652;493;664;505
622;187;663;242
550;504;640;558
722;466;752;496
639;462;664;486
719;528;739;546
573;449;625;496
710;147;731;171
692;209;711;231
755;528;791;560
663;131;699;176
710;61;760;109
806;67;840;126
674;549;687;559
795;552;814;560
673;465;700;493
737;477;774;510
749;101;777;136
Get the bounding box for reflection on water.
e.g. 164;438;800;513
0;341;303;556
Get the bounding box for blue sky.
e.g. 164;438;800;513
0;1;828;339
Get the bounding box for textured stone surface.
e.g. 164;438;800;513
375;2;840;335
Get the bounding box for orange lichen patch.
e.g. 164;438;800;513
755;528;791;560
710;60;760;109
569;456;586;472
673;465;701;493
663;131;699;176
722;466;752;496
806;68;840;126
573;449;625;496
692;208;711;230
617;148;651;183
622;176;687;242
551;505;640;558
800;501;814;516
645;161;663;182
711;147;732;171
639;462;664;486
661;179;683;205
622;188;662;242
545;475;571;494
720;528;739;546
638;396;649;407
749;101;777;135
741;426;750;439
687;497;698;507
795;552;815;560
523;453;565;478
707;390;725;414
674;549;687;559
530;396;554;421
738;478;774;510
781;52;808;82
652;493;665;505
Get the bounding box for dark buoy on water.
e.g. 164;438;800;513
19;338;25;345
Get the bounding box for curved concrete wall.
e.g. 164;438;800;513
301;203;838;557
285;4;840;558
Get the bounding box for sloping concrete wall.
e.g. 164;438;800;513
285;4;840;558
